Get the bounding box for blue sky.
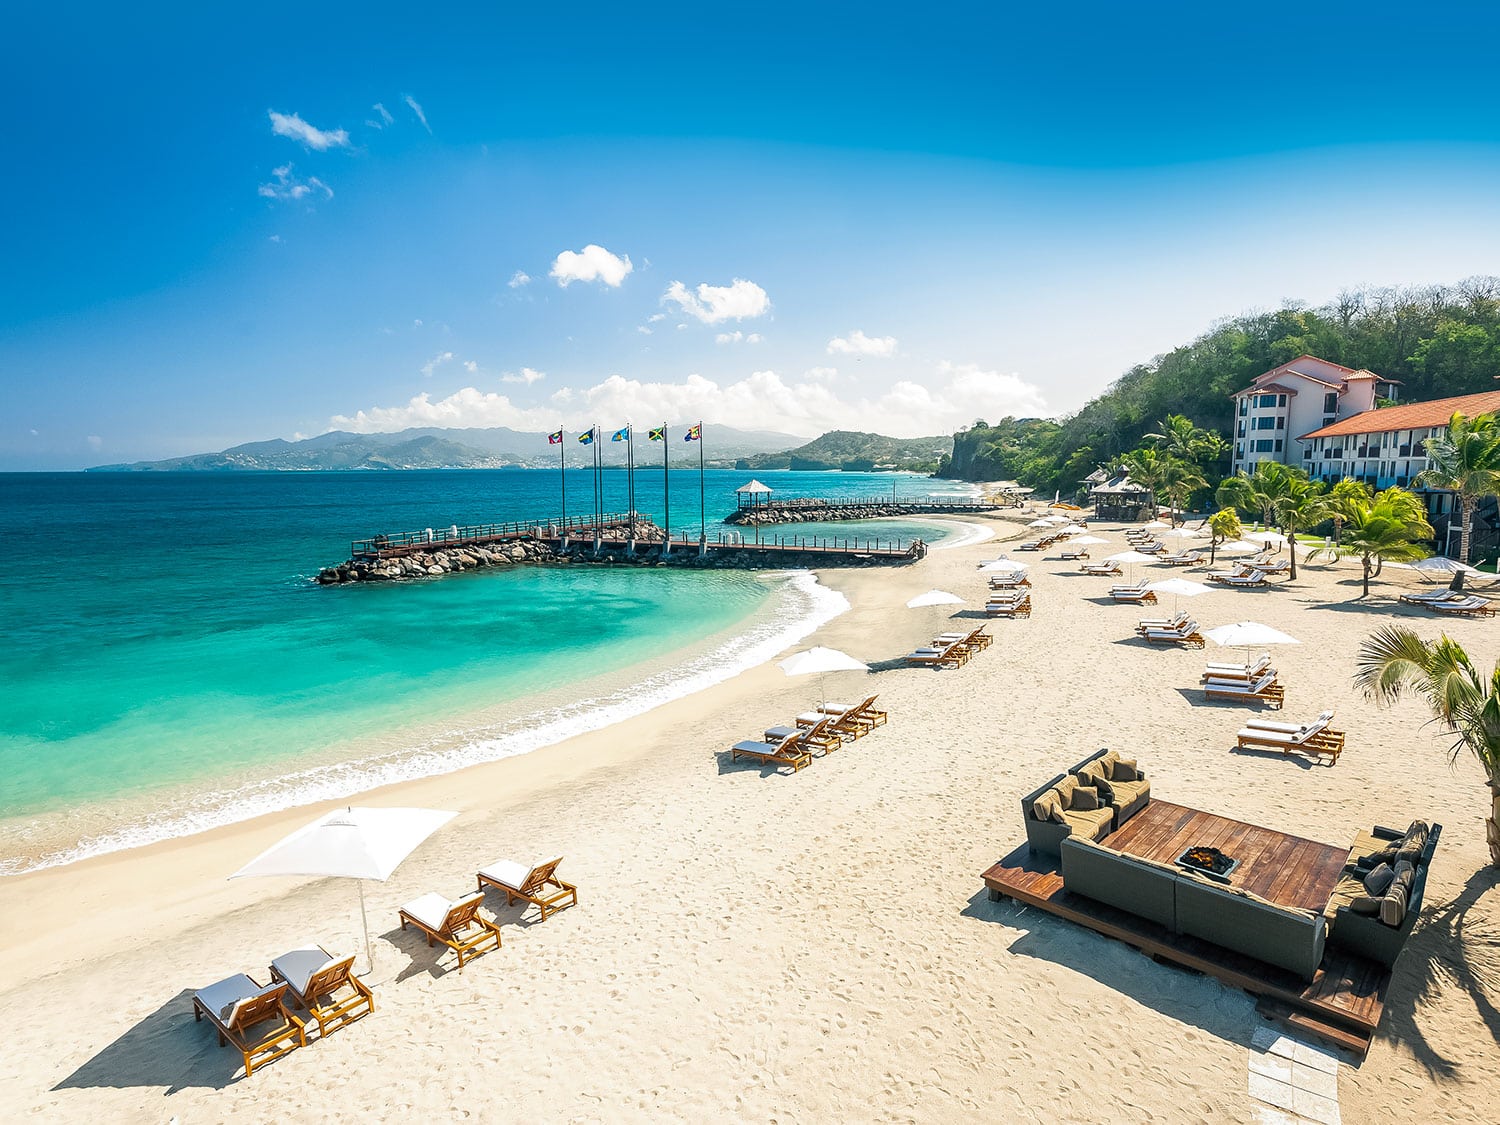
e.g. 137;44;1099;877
5;3;1500;468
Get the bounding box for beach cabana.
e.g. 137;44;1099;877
735;479;774;544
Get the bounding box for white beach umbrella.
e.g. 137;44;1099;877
1052;523;1084;535
1202;621;1300;648
905;589;964;608
979;559;1029;573
1159;527;1204;540
779;646;870;710
232;806;457;972
1243;530;1287;546
1106;550;1159;565
1407;556;1483;577
1142;520;1171;530
1216;540;1259;555
1145;577;1213;612
1042;515;1069;525
1027;518;1052;528
1071;535;1110;546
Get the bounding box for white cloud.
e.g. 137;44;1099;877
268;110;349;150
372;102;394;127
508;270;532;289
715;331;762;345
463;360;478;372
827;329;897;357
420;351;454;377
663;278;770;324
637;326;653;335
330;364;1048;439
647;313;666;323
404;94;431;133
550;244;633;288
501;367;546;385
258;164;332;202
804;366;839;382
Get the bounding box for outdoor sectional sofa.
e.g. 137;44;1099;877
1323;820;1442;966
1020;749;1151;857
1059;836;1326;980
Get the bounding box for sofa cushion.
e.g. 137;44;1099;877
1358;843;1400;869
1325;871;1364;916
1062;806;1113;840
1114;757;1140;781
1349;894;1383;915
1396;821;1430;867
1363;862;1395;896
1381;860;1416;927
1033;789;1067;824
1054;774;1080;807
1093;775;1116;805
1108;777;1150;808
1071;786;1101;812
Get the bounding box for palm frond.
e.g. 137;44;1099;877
1353;625;1433;703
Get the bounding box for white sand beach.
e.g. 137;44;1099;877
2;512;1497;1123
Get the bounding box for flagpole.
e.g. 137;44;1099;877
663;426;670;551
559;429;568;548
626;425;636;549
698;421;706;557
593;426;602;551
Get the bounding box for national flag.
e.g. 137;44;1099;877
684;423;702;442
547;428;563;445
578;427;596;445
611;426;630;442
648;425;666;442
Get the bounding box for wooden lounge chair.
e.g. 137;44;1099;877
820;694;887;730
192;975;305;1076
1399;590;1466;606
1111;586;1157;604
1015;540;1044;551
1056;548;1089;560
1080;561;1122;576
988;574;1030;587
1427;595;1496;617
765;716;840;754
1236;712;1345;765
397;890;502;969
986;595;1032;618
731;730;813;770
1161;549;1204;566
904;639;969;666
1141;620;1205;648
1208;568;1268;587
1203;672;1285;708
1136;612;1189;634
477;856;578;920
268;946;374;1039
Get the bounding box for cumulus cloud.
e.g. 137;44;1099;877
550;244;633;288
268;110;349;150
258;164;332;202
404;94;431;133
500;367;546;385
804;366;839;382
463;360;478;373
330;363;1048;439
420;351;454;377
715;331;762;345
827;329;897;357
663;278;770;324
508;270;531;288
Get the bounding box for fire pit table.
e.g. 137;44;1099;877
1175;845;1239;882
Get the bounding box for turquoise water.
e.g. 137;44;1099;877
0;469;976;872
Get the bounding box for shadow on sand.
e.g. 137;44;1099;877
53;989;246;1094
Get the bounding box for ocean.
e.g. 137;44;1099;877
0;468;983;874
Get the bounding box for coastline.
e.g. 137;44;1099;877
3;508;1495;1121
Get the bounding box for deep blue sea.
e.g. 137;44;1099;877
0;468;982;873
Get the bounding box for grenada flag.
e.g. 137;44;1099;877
684;423;702;442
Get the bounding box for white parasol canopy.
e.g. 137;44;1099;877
779;646;870;711
232;806;457;971
1202;621;1300;648
905;589;964;608
1142;520;1171;530
1106;550;1160;565
1216;540;1260;555
1071;535;1109;546
1243;530;1287;545
1145;578;1213;599
1028;518;1053;528
1404;556;1483;576
979;559;1029;573
1159;527;1205;540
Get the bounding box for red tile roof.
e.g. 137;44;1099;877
1299;390;1500;440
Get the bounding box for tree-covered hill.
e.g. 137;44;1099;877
939;277;1500;494
739;430;951;472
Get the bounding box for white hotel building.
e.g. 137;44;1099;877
1230;355;1398;476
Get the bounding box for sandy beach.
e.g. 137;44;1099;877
2;511;1496;1123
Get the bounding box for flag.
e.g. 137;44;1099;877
547;428;563;445
684;423;702;442
611;426;630;442
578;427;596;445
648;426;666;442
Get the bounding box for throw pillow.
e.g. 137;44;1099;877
1071;787;1100;812
1358;844;1400;869
1055;774;1080;807
1032;790;1061;823
1094;776;1117;805
1348;894;1382;915
1114;758;1140;781
1362;862;1395;896
1381;860;1416;927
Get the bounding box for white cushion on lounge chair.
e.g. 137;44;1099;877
478;858;534;892
796;711;827;724
1244;719;1300;734
401;891;471;933
195;973;273;1024
270;945;340;996
1238;726;1295;745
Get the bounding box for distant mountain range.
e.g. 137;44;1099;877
87;425;806;472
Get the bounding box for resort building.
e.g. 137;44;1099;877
1299;387;1500;559
1230;355;1400;475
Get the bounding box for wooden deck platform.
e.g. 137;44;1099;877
981;801;1389;1059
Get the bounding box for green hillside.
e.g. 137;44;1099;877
739;429;951;472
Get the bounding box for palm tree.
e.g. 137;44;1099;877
1414;411;1500;565
1354;627;1500;866
1310;487;1434;596
1216;461;1294;533
1207;507;1242;565
1325;477;1373;546
1157;458;1208;524
1118;448;1168;516
1269;473;1328;580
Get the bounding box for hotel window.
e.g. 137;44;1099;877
1239;399;1249;417
1278;394;1287;407
1237;421;1245;437
1324;392;1338;413
1254;439;1275;453
1258;394;1278;408
1322;416;1335;427
1303;447;1313;458
1256;417;1276;430
1276;416;1284;429
1274;439;1283;452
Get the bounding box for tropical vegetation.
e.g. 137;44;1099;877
1309;488;1434;596
1414;411;1500;564
1355;627;1500;867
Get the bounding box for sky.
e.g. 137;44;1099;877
5;3;1500;469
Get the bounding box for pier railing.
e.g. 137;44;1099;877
734;495;997;512
352;512;633;557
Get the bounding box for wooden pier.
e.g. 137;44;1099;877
725;496;1005;527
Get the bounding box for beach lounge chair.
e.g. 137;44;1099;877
1080;561;1122;576
477;856;578;920
1203;671;1285;708
936;629;990;655
192;975;305;1076
1110;584;1158;604
1141;619;1206;648
1202;654;1273;681
1136;612;1189;634
1208;568;1268;587
820;694;888;730
799;700;875;738
1160;549;1204;566
397;890;502;968
988;575;1029;589
1427;595;1496;617
986;595;1032;618
1257;558;1292;575
1014;540;1045;551
765;715;841;754
904;639;970;666
1236;711;1345;764
268;945;373;1039
1134;541;1167;554
1056;548;1090;561
730;730;813;771
1399;590;1466;606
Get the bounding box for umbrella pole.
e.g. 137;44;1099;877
359;879;374;975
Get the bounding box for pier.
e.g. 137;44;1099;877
324;512;926;585
725;495;1005;527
